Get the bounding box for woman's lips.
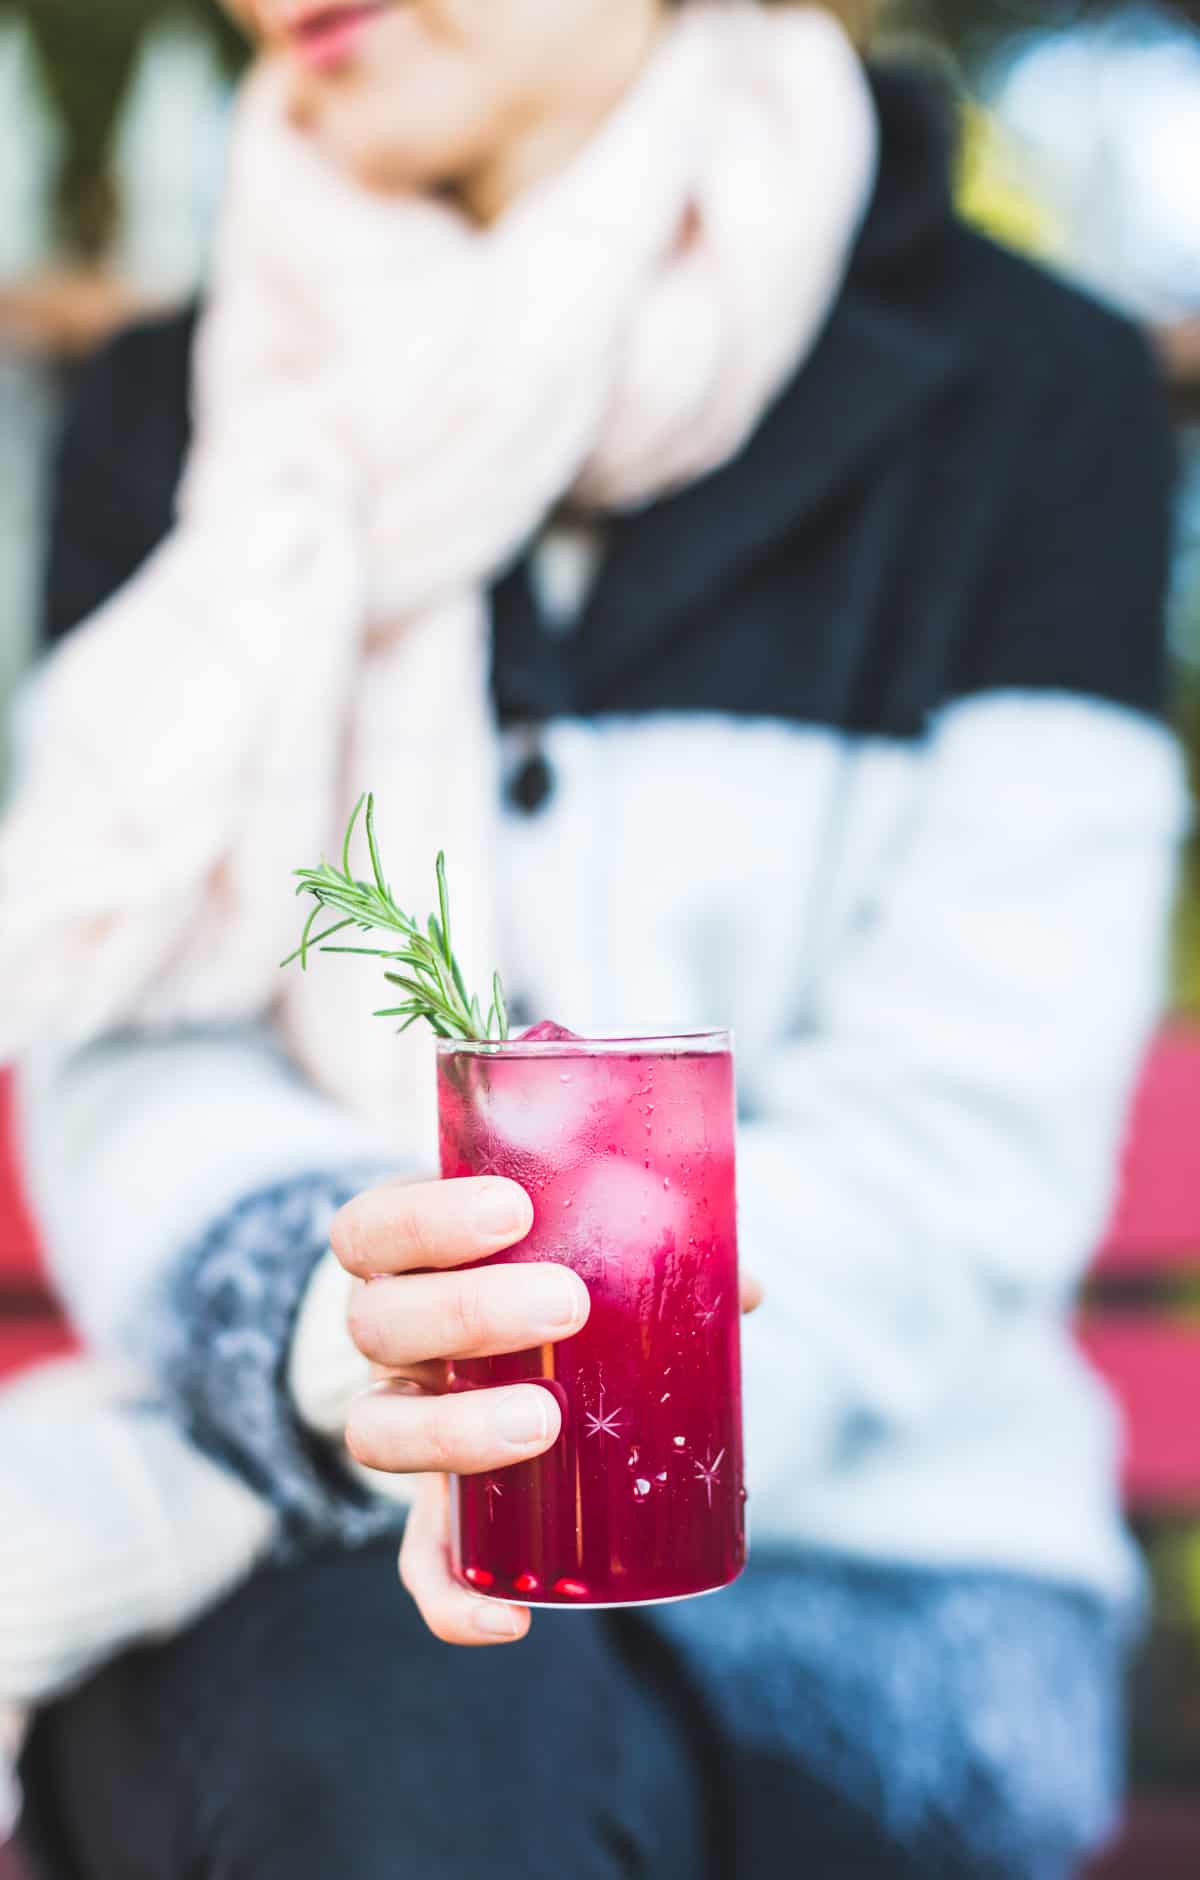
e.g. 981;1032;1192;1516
285;2;387;72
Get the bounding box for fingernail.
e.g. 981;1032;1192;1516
528;1266;586;1330
495;1388;553;1447
474;1602;524;1639
468;1182;528;1238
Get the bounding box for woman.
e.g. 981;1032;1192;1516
0;0;1186;1874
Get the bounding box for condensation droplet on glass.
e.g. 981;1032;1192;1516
655;1472;668;1484
627;1446;639;1469
559;1073;572;1084
662;1177;670;1191
673;1435;686;1448
660;1392;671;1404
632;1478;652;1501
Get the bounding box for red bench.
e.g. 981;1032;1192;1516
1081;1022;1200;1507
0;1073;75;1382
1080;1024;1200;1875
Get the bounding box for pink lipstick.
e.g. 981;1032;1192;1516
285;1;387;73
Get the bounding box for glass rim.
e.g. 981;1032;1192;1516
435;1028;732;1059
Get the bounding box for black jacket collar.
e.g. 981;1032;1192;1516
495;68;975;716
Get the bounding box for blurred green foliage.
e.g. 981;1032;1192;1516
0;0;246;255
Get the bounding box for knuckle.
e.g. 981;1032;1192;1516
346;1283;381;1358
343;1401;377;1466
394;1193;438;1265
330;1201;368;1274
422;1396;462;1474
447;1272;490;1352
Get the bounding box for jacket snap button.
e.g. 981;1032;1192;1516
508;752;555;815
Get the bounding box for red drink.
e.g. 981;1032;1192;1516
437;1030;746;1607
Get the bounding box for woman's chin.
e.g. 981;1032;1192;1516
282;69;485;196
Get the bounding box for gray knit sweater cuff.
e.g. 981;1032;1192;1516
142;1166;404;1557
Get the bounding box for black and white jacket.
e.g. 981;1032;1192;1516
24;70;1187;1602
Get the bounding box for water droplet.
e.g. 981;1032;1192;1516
660;1392;671;1404
673;1435;686;1448
559;1073;572;1084
663;1177;671;1191
563;1198;573;1209
513;1571;540;1596
655;1472;668;1484
464;1566;494;1589
738;1489;749;1504
632;1478;652;1500
553;1578;589;1599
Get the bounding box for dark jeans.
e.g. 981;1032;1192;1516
20;1541;923;1880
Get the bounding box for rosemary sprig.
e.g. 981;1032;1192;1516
282;794;509;1044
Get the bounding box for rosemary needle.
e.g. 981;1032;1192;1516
282;793;509;1044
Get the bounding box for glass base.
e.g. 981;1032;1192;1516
516;1582;726;1612
462;1562;745;1612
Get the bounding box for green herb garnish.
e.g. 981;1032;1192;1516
283;793;509;1043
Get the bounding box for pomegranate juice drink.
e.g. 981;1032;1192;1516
437;1030;746;1607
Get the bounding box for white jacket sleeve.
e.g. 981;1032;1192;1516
16;1023;390;1349
737;693;1188;1496
0;1030;388;1792
14;1025;403;1560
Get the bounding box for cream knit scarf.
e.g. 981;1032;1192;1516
0;2;876;1150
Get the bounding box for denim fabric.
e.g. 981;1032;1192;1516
22;1541;1124;1880
654;1551;1127;1879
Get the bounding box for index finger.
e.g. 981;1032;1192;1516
331;1177;533;1279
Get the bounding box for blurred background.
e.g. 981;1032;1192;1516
0;2;1198;1873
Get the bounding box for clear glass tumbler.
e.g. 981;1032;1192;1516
436;1031;746;1608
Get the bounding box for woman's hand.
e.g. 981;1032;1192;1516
331;1174;760;1646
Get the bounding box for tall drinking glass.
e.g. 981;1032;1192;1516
436;1031;745;1607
